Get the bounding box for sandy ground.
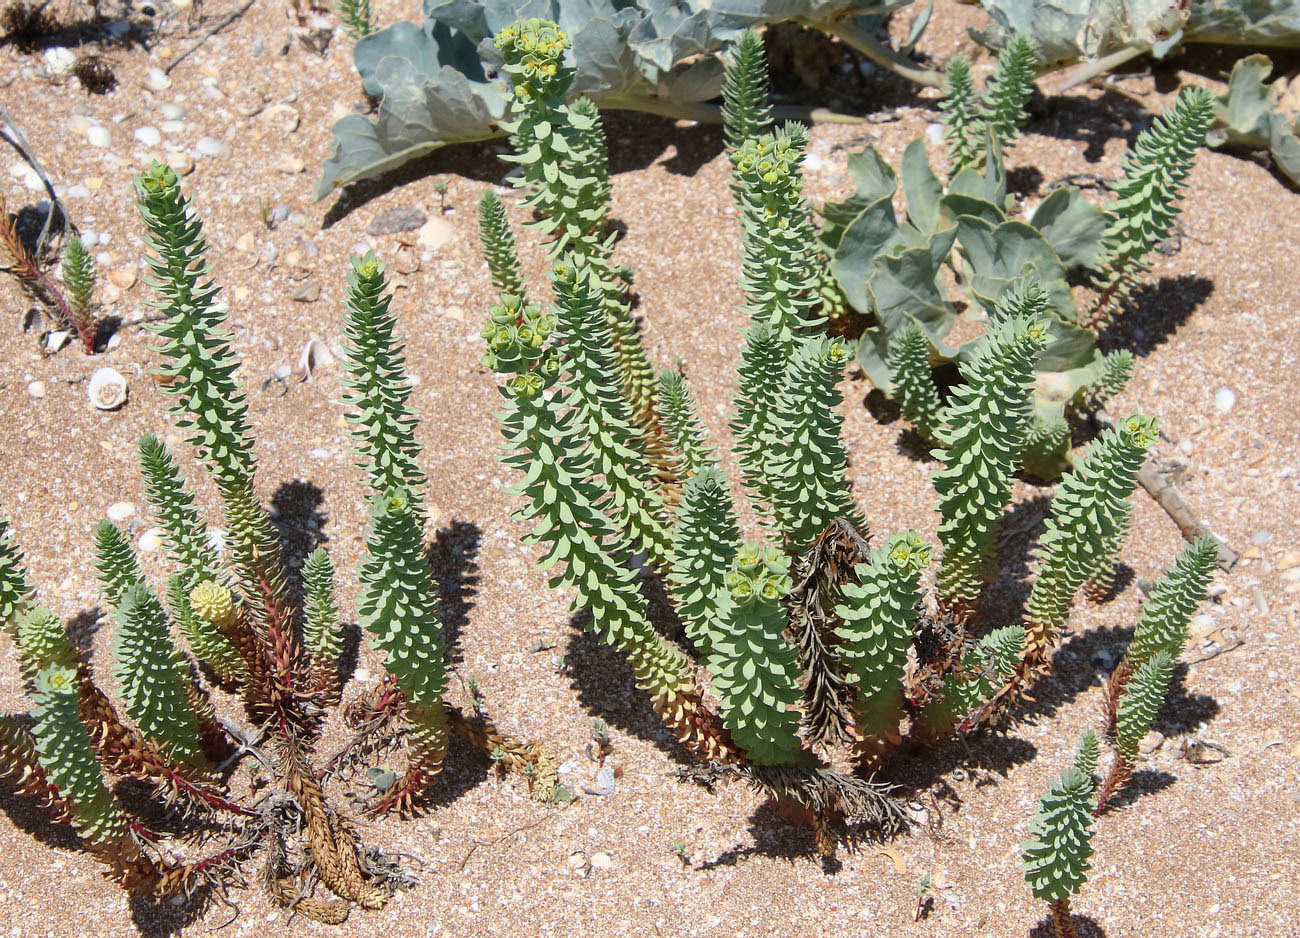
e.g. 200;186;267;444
0;1;1297;936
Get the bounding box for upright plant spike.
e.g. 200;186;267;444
338;0;376;38
1073;729;1099;785
134;162;288;613
1094;86;1214;318
165;573;245;684
302;548;343;670
552;261;672;571
888;321;943;439
933;305;1048;611
1021;763;1096;938
733;125;825;342
137;434;222;585
1083;350;1135;410
0;518;32;633
1123;536;1217;670
339;252;427;504
15;605;77;678
1020;414;1071;481
983;33;1037;150
1024;414;1158;666
357;490;449;812
476;190;525;301
656;368;715;480
721;29;773;159
732;323;788;514
60;233;97;353
835;533;931;763
916;625;1025;736
766;336;860;552
940;55;983;172
92;520;146;610
29;665;144;875
1084;500;1132;601
668;468;741;654
706;543;804;765
1096;651;1175;816
111;583;209;772
482;299;726;761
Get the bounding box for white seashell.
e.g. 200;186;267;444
294;337;336;381
88;367;128;410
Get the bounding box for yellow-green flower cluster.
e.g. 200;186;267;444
724;542;793;606
481;296;559;399
496;19;570;101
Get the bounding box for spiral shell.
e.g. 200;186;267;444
87;367;128;411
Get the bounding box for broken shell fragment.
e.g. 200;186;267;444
88;366;128;410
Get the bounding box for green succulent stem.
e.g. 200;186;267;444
1024;414;1157;665
940;56;983;173
92;520;146;610
916;625;1025;737
1093;87;1214;323
60;233;97;353
888;321;942;440
302;547;344;689
477;190;525;301
0;518;32;634
835;533;931;761
934;300;1048;611
668;468;741;654
340;251;427;506
1021;763;1095;903
655;368;715;481
766;336;859;552
983;34;1037;151
706;543;804;765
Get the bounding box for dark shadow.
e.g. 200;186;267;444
888;731;1039;796
1006;165;1045;199
1100;767;1177;814
973;492;1055;627
1012;624;1134;725
1031;913;1108;938
64;607;105;666
7;200;67;259
1095;275;1214;358
640;567;689;647
429;520;481;666
564;620;694;761
1084;563;1135;605
603;111;726;180
863;388;901;425
1032;88;1153;163
270;479;328;574
1151;663;1220;736
0;714;85;852
696;800;832;871
1;0;157;55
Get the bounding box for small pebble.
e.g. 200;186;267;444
106;502;135;523
166;152;195;176
108;268;138;289
1252;530;1273;546
292;283;321;303
924;122;944;145
27;380;46;399
43;47;77;77
589;853;612;870
1139;731;1165;754
368;206;427;236
196;136;226;157
147;66;172;91
160;120;186;135
417;217;454;250
86;125;112;148
270;204;291;226
138;528;163;553
1213;387;1236;413
160;102;186;120
276;154;306;174
134;126;161;147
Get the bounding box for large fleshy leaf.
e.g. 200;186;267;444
315;22;508;199
901;138;943;233
828;197;901;312
1029;186;1108;269
957;216;1076;321
1208;53;1275;149
819;145;897;249
317;0;919;197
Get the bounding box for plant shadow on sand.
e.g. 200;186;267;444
1031;914;1108;937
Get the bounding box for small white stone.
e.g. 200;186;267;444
160;120;186;135
417;217;455;250
27;380;46;399
196;136;226;157
589;852;612;869
43;47;77;77
106;501;135;523
147;67;172;91
925;122;944;145
160;102;186;120
87;125;112;148
134;125;162;147
138;528;163;553
1213;387;1236;414
803;153;825;171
